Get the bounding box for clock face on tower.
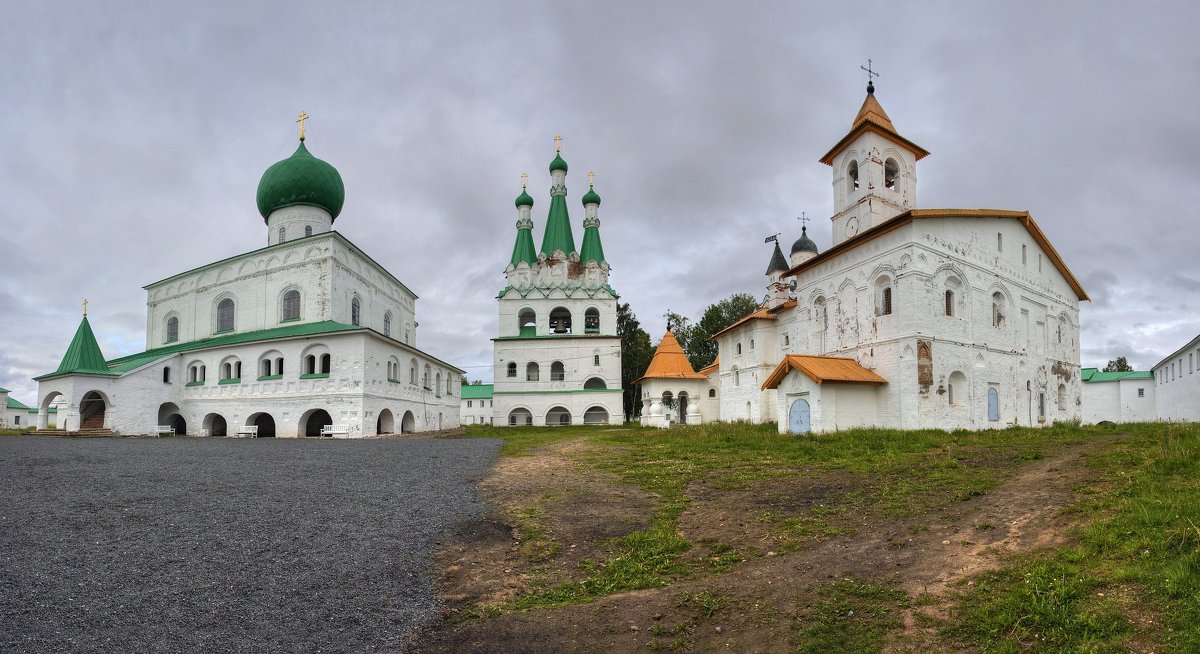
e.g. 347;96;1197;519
846;216;860;236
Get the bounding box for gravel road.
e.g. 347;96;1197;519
0;435;501;653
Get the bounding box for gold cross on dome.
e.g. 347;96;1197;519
588;170;595;187
554;134;562;152
296;111;309;141
521;172;528;189
82;297;88;317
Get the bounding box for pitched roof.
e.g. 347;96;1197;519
38;317;117;380
697;355;719;377
766;241;789;274
6;396;32;410
1151;332;1200;371
460;383;494;399
781;209;1089;301
761;355;888;389
710;300;797;340
635;332;707;384
819;89;930;166
1080;367;1155;382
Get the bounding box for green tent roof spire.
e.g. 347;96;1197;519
539;143;576;257
39;316;117;380
579;176;606;265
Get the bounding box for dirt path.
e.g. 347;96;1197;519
409;437;1111;654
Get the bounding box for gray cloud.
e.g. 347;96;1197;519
2;0;1199;403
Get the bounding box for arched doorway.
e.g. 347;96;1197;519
400;410;416;433
508;408;532;426
788;398;811;434
158;402;185;436
303;409;333;437
250;412;276;437
678;392;689;425
377;409;394;435
203;413;228;437
80;391;107;429
37;391;63;430
583;406;609;425
546;406;571;426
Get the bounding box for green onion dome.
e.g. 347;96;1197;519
515;188;534;208
581;186;601;206
256;141;345;222
549;152;568;173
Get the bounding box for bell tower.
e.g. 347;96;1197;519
819;69;929;246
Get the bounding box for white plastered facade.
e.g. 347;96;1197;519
1152;333;1200;422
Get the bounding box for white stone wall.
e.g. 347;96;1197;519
1154;335;1200;422
493;334;622;426
143;232;418;350
1081;379;1156;424
639;377;708;427
715;318;782;424
461;397;494;425
266;206;333;246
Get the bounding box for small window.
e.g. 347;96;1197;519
320;354;331;374
162;367;171;383
282;290;301;321
166;316;179;343
992;292;1005;328
881;287;893;316
736;343;742;355
594;354;600;366
997;233;1003;252
750;339;755;350
351;297;361;326
783;332;790;347
733;367;740;386
384;312;392;337
1022;244;1027;266
551;361;565;381
467;400;472;408
275;357;283;375
584;308;600;334
507;362;517;378
261;359;272;376
304;225;312;237
945;290;954;317
526;362;540;382
847;160;859;192
216;298;235;332
410;365;417;384
884;158;898;189
1138;388;1145;397
279;226;286;243
708;388;716;398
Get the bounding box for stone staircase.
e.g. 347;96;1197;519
35;428;118;438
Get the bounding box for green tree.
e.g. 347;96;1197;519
682;292;760;370
1103;356;1134;372
618;302;654;420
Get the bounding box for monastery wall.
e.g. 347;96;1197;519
1154;337;1200;421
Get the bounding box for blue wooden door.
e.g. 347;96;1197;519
987;387;999;422
788;398;811;434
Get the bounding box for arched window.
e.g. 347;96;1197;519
282;290;301;321
320;354;331;374
948;371;967;406
518;309;536;336
216;298;235;333
304;225;312;237
708;388;716;398
384;312;392;337
275;357;283;375
410;360;418;384
549;307;572;334
526;362;540;381
594;352;601;366
884;158;899;190
279;226;286;243
305;355;317;375
997;233;1003;252
945;290;955;317
992;292;1005;328
261;359;272;376
584;308;600;333
583;377;606;390
423;364;431;389
1057;384;1067;411
221;358;241;381
435;372;442;396
162;367;171;383
550;361;565;381
847;160;859;192
507;362;517;377
165;316;179;344
814;297;827;330
351;297;361;326
447;375;454;395
875;276;893;316
736;343;742;355
733;366;740;386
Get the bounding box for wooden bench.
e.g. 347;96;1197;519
320;424;349;438
155;425;174;437
235;425;258;438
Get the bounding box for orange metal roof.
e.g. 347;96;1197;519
709;300;797;341
635;332;708;384
819;92;929;166
781;209;1089;302
761;355;888;389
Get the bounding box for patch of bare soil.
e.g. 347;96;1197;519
410;439;1112;654
429;438;659;611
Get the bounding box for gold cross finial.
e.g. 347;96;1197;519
296;111;309;141
554;134;562;153
82;297;88;317
588;170;595;187
520;172;528;189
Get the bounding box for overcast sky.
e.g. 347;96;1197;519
2;0;1198;402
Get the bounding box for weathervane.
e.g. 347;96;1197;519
554;134;562;153
764;233;781;244
296;111;309;141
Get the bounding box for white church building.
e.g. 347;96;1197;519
490;140;624;426
33;124;463;437
643;81;1089;433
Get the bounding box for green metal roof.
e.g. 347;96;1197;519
549;152;568;173
256;140;345;221
27;407;56;414
0;386;9;393
510;219;538;267
37;317;118;381
581;186;601;206
460;383;494;399
580;222;606;265
1080;367;1154;382
6;396;31;410
540;193;576;257
515;189;534;208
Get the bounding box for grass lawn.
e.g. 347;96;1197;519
442;421;1200;653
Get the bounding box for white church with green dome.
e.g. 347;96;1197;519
33;124;463;437
491;138;624;426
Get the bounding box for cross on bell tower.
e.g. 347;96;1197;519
860;59;879;94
